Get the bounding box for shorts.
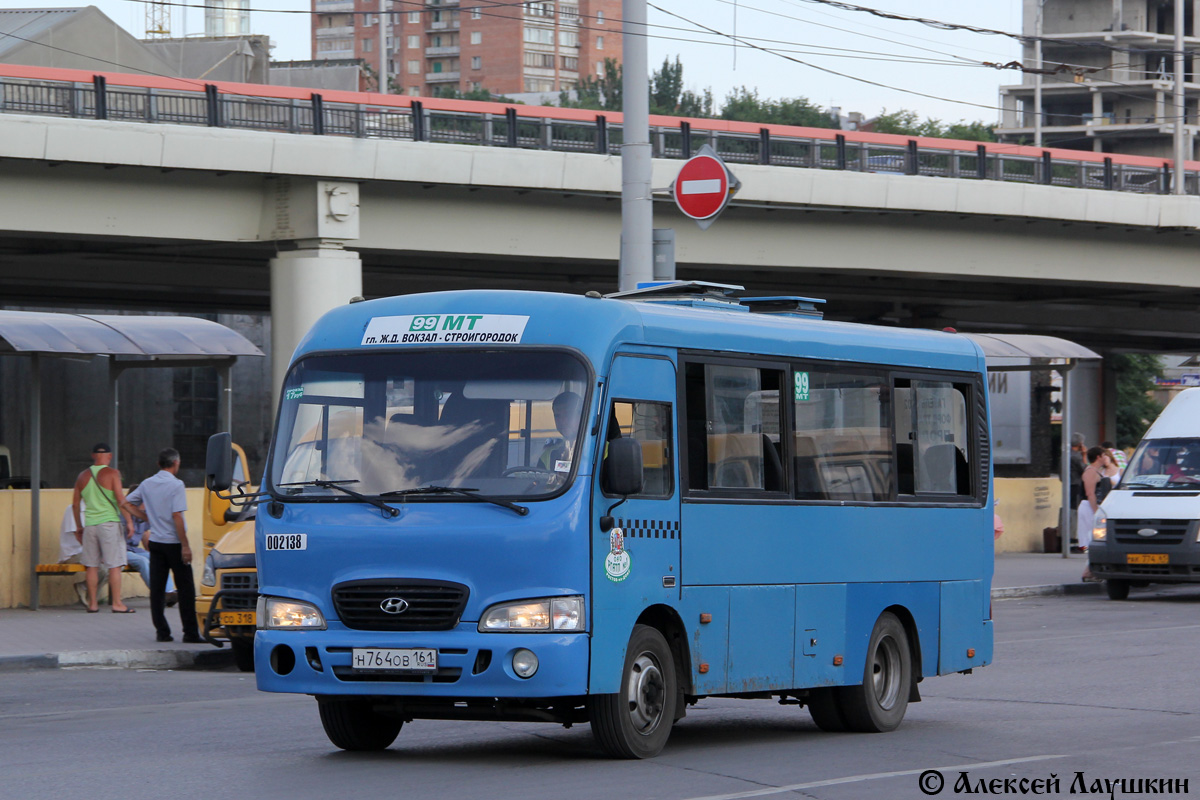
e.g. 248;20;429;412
81;522;127;569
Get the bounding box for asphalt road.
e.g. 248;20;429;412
3;589;1198;800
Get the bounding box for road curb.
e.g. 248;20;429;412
1;648;234;672
992;582;1104;599
0;654;58;672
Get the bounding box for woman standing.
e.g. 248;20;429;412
1079;446;1110;581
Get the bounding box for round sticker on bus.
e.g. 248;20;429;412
605;528;631;582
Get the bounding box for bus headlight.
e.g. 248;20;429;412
479;596;584;632
258;596;326;630
201;554;217;587
1092;509;1108;543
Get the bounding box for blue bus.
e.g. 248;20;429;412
207;282;993;758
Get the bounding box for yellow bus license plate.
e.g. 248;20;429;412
1126;553;1168;565
219;611;256;626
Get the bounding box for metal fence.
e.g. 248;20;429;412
0;73;1185;195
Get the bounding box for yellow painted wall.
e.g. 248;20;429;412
994;477;1062;554
1;488;207;609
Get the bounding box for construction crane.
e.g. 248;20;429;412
145;0;170;38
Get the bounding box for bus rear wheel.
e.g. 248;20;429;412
588;624;677;759
806;688;849;732
317;697;403;751
835;612;911;733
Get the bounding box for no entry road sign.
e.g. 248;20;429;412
670;145;740;229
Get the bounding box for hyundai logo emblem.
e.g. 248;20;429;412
1137;528;1159;538
380;597;409;614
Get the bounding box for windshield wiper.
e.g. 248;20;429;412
276;479;399;518
380;486;528;516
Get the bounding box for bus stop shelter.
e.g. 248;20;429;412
964;333;1102;558
0;311;264;608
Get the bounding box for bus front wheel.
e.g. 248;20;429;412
231;638;254;672
1105;579;1131;600
317;697;403;751
835;612;911;733
588;624;677;759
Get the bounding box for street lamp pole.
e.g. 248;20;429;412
619;0;653;292
379;0;388;93
1034;0;1044;147
1173;0;1187;194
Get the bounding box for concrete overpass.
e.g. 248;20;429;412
4;67;1200;387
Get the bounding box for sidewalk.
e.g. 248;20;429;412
991;551;1103;599
0;553;1098;672
0;595;234;672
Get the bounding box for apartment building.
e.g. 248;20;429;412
311;0;621;96
997;0;1200;158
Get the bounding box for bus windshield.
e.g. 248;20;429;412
1121;438;1200;489
270;350;590;499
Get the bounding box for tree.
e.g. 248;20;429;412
870;108;995;142
1111;354;1164;448
560;57;622;111
647;56;715;117
431;86;519;102
719;87;839;128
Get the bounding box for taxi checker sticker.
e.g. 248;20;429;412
362;314;530;346
604;527;631;582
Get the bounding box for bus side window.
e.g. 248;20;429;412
794;369;890;501
895;379;973;497
604;401;673;498
685;363;785;493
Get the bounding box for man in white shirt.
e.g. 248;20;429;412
125;448;200;643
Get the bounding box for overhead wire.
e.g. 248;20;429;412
6;0;1193;128
783;0;1187;56
660;1;1197;125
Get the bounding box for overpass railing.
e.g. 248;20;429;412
0;70;1193;195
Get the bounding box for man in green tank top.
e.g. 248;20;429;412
71;443;135;613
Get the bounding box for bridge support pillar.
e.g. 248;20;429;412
269;241;362;396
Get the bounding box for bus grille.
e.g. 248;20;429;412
219;573;258;609
331;579;469;631
1112;519;1192;546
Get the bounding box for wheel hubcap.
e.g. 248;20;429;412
871;635;902;710
626;653;665;734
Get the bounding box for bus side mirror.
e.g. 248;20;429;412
603;437;644;497
206;432;233;492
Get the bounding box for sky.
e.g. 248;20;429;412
44;0;1023;124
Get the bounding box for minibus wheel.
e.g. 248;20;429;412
836;612;911;733
317;697;403;751
588;624;677;758
231;639;254;672
806;688;848;732
1105;579;1131;601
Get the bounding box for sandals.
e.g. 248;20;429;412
111;607;136;614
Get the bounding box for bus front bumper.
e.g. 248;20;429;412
1089;541;1200;584
254;625;590;699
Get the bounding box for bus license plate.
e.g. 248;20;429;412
351;648;437;673
1126;553;1169;565
219;611;256;626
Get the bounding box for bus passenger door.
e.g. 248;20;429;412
589;354;681;694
